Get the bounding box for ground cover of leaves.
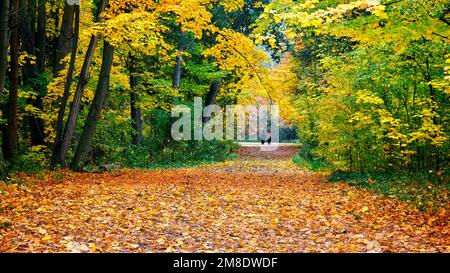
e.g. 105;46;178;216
0;146;448;252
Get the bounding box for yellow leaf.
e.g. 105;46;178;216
37;227;47;234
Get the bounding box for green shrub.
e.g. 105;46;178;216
292;154;331;172
78;104;238;169
12;145;49;174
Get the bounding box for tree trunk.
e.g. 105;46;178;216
203;79;221;123
2;0;19;161
173;53;182;89
164;46;183;152
164;41;187;154
19;0;37;82
29;0;36;33
172;41;187;89
129;54;142;145
51;3;75;147
70;41;114;171
0;0;10;173
19;0;45;146
54;3;75;74
130;92;143;145
36;0;46;73
52;4;79;166
49;0;60;70
51;0;108;167
205;80;221;106
0;0;9;94
51;35;96;168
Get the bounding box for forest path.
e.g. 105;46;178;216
0;146;448;252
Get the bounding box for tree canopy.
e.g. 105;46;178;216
0;0;447;175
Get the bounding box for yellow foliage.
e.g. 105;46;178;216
220;0;245;12
237;54;298;123
203;29;268;76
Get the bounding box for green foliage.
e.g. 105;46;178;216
78;105;238;170
264;0;450;174
328;170;450;211
86;139;238;170
292;154;331;172
185;61;225;83
12;145;49;174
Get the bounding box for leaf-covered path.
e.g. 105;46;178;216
0;146;448;252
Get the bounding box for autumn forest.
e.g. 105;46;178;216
0;0;448;253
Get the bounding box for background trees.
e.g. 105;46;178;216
0;0;272;173
0;0;447;178
254;0;449;175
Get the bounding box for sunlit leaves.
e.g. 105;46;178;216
237;54;298;123
98;11;171;55
219;0;245;12
203;29;268;78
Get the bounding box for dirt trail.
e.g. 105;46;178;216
0;146;448;252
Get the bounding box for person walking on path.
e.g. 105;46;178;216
261;130;272;145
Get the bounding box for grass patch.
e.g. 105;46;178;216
146;154;239;170
82;153;239;173
292;155;331;172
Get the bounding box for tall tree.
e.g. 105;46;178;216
52;3;79;166
0;0;9;94
0;0;10;176
203;79;221;123
19;0;37;83
54;3;76;74
129;54;143;145
36;0;46;73
19;0;45;145
70;41;115;170
172;43;186;89
205;79;221;106
49;0;61;69
51;0;108;167
3;0;19;161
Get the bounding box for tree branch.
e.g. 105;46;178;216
220;34;274;102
